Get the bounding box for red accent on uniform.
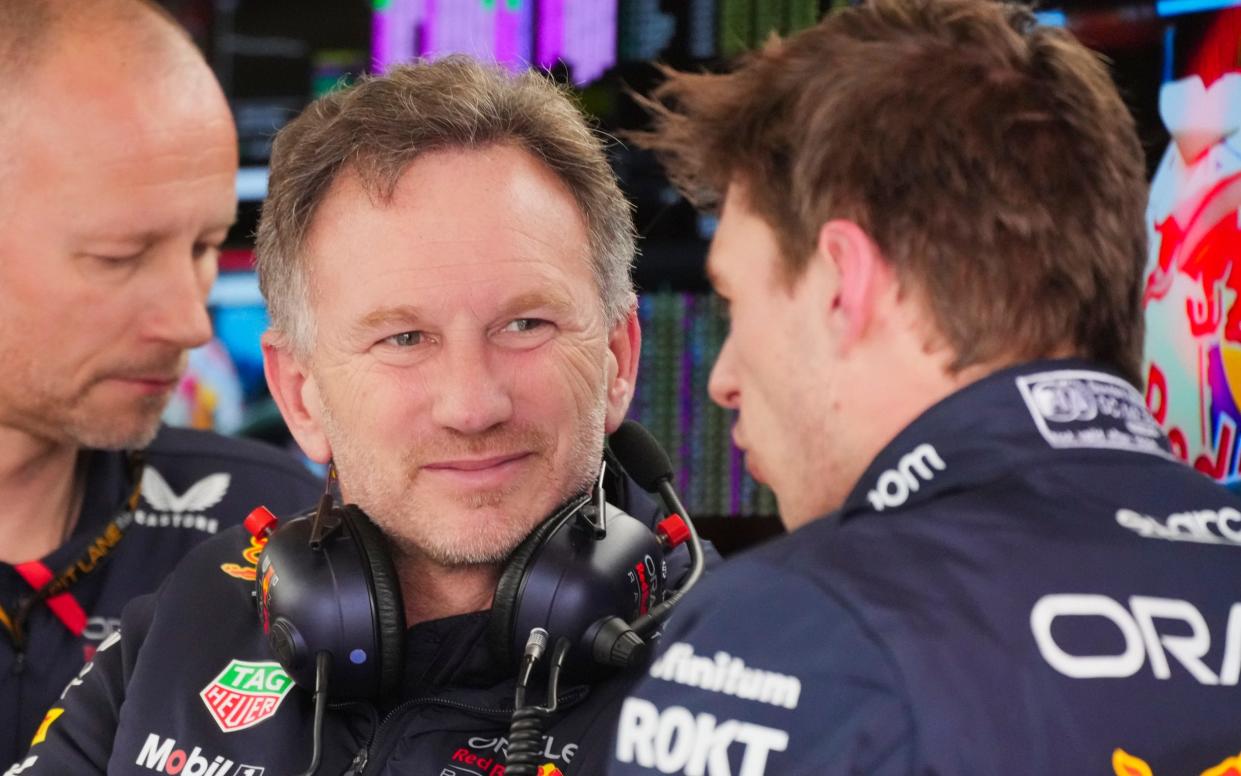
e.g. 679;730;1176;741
14;562;87;637
656;515;691;548
245;506;279;540
634;562;651;615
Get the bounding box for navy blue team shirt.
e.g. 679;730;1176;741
0;426;321;769
610;359;1241;776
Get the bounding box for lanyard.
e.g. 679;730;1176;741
0;451;145;651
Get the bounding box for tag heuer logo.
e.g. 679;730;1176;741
199;660;294;733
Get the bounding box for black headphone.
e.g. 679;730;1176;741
246;421;703;703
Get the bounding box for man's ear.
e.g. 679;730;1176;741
603;305;642;433
262;332;332;463
816;219;893;350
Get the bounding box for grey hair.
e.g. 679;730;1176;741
255;56;637;354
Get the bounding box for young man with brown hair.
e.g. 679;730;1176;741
609;0;1241;773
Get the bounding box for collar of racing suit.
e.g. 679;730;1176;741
838;358;1172;520
337;607;591;773
394;610;512;701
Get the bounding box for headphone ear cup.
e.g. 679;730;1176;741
488;512;570;668
341;505;406;698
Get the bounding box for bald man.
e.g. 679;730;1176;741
0;1;321;767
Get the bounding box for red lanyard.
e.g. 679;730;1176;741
0;452;144;650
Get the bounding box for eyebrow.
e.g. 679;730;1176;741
353;304;427;336
498;289;576;320
350;290;577;337
206;217;238;234
89;219;236;247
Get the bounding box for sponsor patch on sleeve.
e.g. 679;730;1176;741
648;642;802;710
615;697;789;775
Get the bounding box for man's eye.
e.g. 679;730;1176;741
93;251;143;265
503;318;548;333
385;331;424;347
192;242;223;261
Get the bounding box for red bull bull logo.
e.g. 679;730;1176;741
1114;748;1241;776
220;534;266;582
535;765;564;776
1143;70;1241;485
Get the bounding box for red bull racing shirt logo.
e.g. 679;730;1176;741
440;734;577;775
220;535;266;582
1115;747;1241;776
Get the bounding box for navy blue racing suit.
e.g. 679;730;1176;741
10;463;718;776
610;360;1241;776
0;427;321;770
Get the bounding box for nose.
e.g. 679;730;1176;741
708;334;740;410
430;338;514;435
145;248;216;350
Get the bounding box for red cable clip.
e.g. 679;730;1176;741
244;506;279;540
656;514;691;549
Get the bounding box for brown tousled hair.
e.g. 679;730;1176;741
634;0;1148;384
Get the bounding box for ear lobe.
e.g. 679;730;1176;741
603;306;642;433
817;220;889;349
262;333;332;463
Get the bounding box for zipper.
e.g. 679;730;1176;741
11;649;25;767
342;746;368;776
354;687;589;776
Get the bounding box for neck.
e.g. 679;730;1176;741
395;554;502;627
840;327;999;509
0;426;85;565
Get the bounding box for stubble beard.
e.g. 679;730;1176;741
0;347;175;450
324;389;608;570
60;395;166;450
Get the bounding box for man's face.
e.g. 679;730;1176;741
0;41;238;449
707;187;840;529
283;145;637;567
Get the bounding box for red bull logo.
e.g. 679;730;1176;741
220;535;266;582
1114;748;1241;776
535;765;564;776
1143;70;1241;485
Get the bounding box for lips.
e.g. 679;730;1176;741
419;452;533;489
106;373;181;395
119;375;180;386
731;426;767;483
423;452;530;471
731;423;748;455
